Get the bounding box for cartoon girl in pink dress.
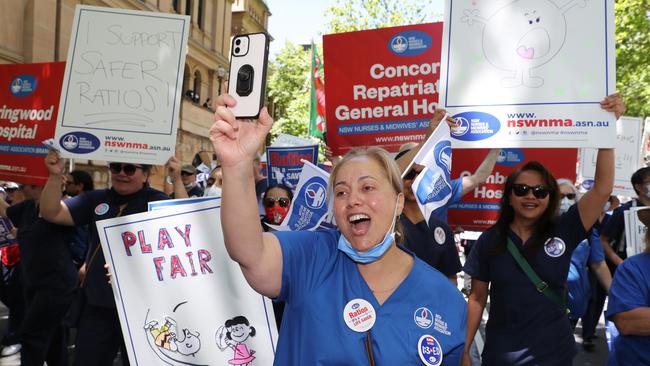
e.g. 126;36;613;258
216;316;256;365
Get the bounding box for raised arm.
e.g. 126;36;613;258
460;149;501;196
39;150;74;226
209;95;282;298
578;93;623;230
166;156;189;199
462;279;488;366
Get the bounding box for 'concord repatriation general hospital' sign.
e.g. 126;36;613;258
54;5;190;164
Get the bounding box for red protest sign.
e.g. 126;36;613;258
0;62;65;185
448;148;577;231
323;23;442;155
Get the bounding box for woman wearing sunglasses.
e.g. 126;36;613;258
211;94;467;365
39;151;187;366
461;93;623;366
261;184;293;229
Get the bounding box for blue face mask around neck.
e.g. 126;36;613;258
337;196;400;264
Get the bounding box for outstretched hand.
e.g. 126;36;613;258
600;93;626;120
44;149;65;176
426;108;456;139
209;94;273;168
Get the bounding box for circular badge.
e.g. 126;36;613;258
434;227;446;245
94;203;110;216
417;334;443;366
414;307;433;329
343;299;376;333
544;237;566;257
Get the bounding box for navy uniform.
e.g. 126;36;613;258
601;200;639;262
273;229;467;365
401;215;462;277
464;205;586;365
7;200;77;365
65;187;167;366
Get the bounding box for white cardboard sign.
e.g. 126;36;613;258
55;5;190;164
97;199;278;365
439;0;616;148
578;116;642;196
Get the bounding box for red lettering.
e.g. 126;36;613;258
175;225;192;247
186;251;198;276
198;249;213;274
153;257;165;281
157;228;174;250
121;231;136;256
138;230;152;253
170;254;187;279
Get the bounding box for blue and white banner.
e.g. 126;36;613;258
266;145;319;188
148;196;220;211
410;122;453;223
268;160;330;232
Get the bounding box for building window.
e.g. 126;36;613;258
173;0;180;13
183;64;191;99
198;0;204;29
185;0;192;16
193;70;202;103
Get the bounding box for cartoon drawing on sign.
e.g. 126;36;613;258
461;0;587;88
144;306;205;366
216;316;256;365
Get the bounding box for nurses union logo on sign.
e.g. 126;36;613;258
304;181;326;209
9;74;37;97
544;237;566;257
388;30;432;56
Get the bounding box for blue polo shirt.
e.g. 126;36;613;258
273;229;467;365
567;220;606;318
606;252;650;366
65;187;167;307
464;205;587;365
400;215;462;277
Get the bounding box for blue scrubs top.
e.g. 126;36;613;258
606;253;650;366
400;215;462;277
601;200;638;260
431;178;463;222
464;205;587;365
273;229;467;365
567;220;606;318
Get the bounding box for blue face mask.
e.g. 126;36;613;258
337;196;400;264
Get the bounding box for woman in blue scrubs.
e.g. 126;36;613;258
462;94;624;366
606;210;650;365
210;94;467;365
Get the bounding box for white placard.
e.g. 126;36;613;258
97;199;278;365
271;133;318;147
55;5;190;164
641;117;650;164
439;0;616;148
578;116;642;196
626;206;649;257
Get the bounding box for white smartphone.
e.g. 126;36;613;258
227;32;270;119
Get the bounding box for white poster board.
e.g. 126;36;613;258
439;0;616;148
55;5;190;164
97;199;278;365
578;116;642;196
625;206;649;257
641;117;650;165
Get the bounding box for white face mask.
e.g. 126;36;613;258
204;185;222;197
645;184;650;199
559;197;574;214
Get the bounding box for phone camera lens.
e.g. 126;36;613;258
235;39;241;46
235;47;240;54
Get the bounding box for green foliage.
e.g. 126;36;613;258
266;42;311;141
325;0;438;33
615;0;650;118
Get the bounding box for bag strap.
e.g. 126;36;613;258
506;237;568;315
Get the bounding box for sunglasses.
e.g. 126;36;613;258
512;184;550;199
181;171;195;177
109;163;143;176
263;197;290;208
403;169;421;180
560;193;576;200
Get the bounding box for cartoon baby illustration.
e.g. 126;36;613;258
216;316;256;365
144;315;201;357
462;0;587;88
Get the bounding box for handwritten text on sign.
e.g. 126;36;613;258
55;6;189;164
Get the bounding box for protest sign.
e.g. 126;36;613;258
641;117;650;164
625;207;649;257
148;196;219;211
268;161;330;231
266;145;319;187
439;0;616;148
97;199;278;365
447;148;577;231
0;62;65;185
55;5;190;164
272;133;316;147
323;23;443;154
578;117;642;197
409;122;453;223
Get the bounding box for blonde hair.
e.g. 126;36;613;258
328;147;405;243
